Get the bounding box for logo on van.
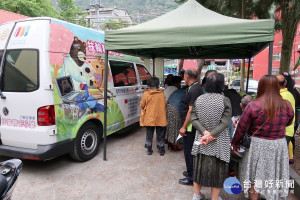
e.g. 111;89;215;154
14;26;30;38
0;29;10;41
86;40;124;57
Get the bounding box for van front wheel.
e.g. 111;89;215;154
70;122;102;162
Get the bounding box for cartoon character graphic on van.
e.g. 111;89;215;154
89;57;104;88
61;36;92;88
76;83;105;119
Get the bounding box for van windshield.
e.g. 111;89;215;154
0;49;38;92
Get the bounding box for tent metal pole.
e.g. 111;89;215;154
152;56;156;76
268;42;273;75
246;57;251;94
103;50;108;161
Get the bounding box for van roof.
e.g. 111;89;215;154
0;17;145;64
1;17;105;35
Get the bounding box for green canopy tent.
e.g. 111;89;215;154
105;0;274;60
101;0;275;160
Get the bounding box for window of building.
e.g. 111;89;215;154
272;68;280;75
272;53;281;61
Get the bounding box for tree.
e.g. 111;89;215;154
276;0;300;73
175;0;300;73
0;0;58;17
100;19;131;30
57;0;86;25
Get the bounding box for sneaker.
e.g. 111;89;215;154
289;159;294;164
159;149;165;156
192;193;205;200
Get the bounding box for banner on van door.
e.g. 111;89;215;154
49;20;127;141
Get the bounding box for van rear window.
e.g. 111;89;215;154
136;64;151;85
109;60;137;87
0;49;38;92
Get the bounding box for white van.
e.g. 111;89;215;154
0;18;151;161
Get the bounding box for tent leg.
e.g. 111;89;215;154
268;42;273;75
246;57;251;94
152;56;156;76
103;50;108;161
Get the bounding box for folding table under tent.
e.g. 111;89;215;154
102;0;275;159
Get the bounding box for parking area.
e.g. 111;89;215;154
0;126;296;200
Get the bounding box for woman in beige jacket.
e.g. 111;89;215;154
140;77;167;156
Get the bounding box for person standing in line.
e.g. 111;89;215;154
282;72;298;162
232;75;294;200
165;78;187;151
164;76;182;100
190;73;232;200
164;74;174;88
223;87;243;140
140;77;167;156
275;74;295;164
200;70;217;93
166;80;186;151
178;69;203;186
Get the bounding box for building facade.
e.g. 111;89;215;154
253;23;300;85
86;7;133;30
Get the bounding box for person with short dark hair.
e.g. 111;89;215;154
164;74;174;88
201;70;217;93
179;70;185;78
140;77;167;156
240;95;253;109
275;73;295;164
282;72;296;98
190;73;232;200
178;69;203;186
223;88;243;140
164;76;182;100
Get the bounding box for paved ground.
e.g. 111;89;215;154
0;126;298;200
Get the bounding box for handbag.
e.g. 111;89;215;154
241;134;251;148
240;117;269;149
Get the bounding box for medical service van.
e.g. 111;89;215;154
0;18;151;161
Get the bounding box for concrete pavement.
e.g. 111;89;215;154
0;126;297;200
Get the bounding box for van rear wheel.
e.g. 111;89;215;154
70;122;102;162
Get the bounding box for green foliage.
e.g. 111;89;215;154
57;0;86;25
0;0;58;17
175;0;300;73
100;19;131;30
175;0;275;19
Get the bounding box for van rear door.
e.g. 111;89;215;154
0;19;56;150
135;64;151;115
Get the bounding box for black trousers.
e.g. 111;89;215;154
145;126;166;150
183;128;196;181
